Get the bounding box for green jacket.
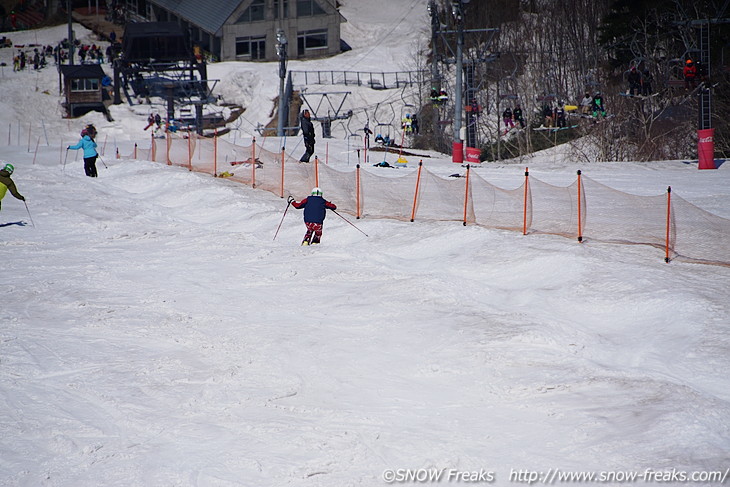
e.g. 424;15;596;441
0;169;25;202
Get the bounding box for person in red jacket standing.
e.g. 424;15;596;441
683;59;697;90
288;187;337;245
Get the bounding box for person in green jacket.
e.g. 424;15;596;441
0;163;25;212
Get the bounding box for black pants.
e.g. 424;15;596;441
300;138;315;162
84;155;98;177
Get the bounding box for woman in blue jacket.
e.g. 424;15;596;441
68;125;99;177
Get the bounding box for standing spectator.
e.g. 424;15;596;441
0;163;26;213
288;188;337;246
68;125;99;177
299;109;315;163
411;114;419;135
683;59;697;90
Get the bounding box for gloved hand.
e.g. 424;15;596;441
20;196;26;201
287;196;295;204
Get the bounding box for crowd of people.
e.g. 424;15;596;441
10;37;121;73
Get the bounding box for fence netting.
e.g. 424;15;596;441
120;134;730;267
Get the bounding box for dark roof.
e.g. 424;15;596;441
147;0;241;35
59;64;106;78
147;0;345;36
121;22;193;62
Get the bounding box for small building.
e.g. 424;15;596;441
132;0;346;62
59;64;113;120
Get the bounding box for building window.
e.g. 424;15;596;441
297;29;327;56
236;36;266;59
236;0;265;22
274;0;289;19
297;0;325;17
70;78;99;92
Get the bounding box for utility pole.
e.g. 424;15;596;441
452;0;465;163
432;0;499;162
276;29;288;137
67;0;74;65
428;1;441;143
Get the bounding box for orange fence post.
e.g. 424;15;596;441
410;160;423;222
665;186;672;263
356;163;361;219
280;147;286;198
462;164;470;226
251;137;256;188
314;156;319;187
187;133;192;171
213;129;218;176
166;132;171;165
523;167;529;235
577;169;583;242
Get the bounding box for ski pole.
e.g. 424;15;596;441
331;209;368;237
273;200;292;240
63;148;69;171
24;200;35;228
98;154;108;169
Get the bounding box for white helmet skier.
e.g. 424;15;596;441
311;187;323;197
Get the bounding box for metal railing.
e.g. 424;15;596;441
289;70;428;90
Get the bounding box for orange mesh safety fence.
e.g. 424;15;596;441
119;137;730;267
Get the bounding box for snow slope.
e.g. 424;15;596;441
1;1;730;486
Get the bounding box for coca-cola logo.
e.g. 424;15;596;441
699;136;714;143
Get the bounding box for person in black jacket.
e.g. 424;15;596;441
288;187;337;245
299;109;316;162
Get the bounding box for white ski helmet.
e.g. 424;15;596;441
311;187;323;196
